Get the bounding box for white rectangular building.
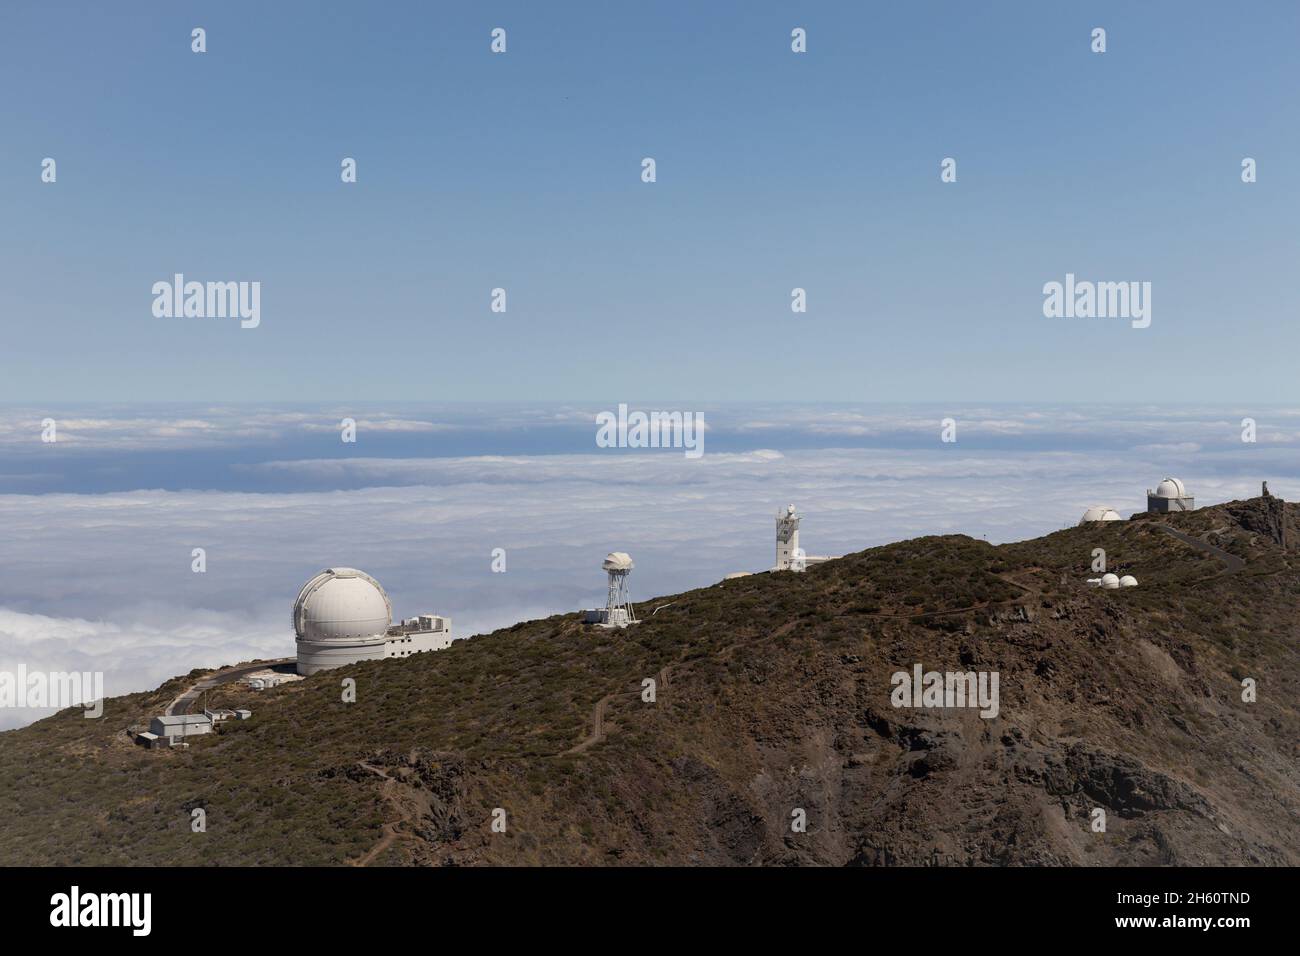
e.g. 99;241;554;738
149;714;212;742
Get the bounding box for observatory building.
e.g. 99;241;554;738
582;552;639;629
1147;477;1195;513
774;504;837;572
294;567;453;675
1087;573;1138;589
723;504;841;579
1079;506;1124;524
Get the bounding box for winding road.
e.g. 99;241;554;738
164;658;295;716
1155;524;1246;574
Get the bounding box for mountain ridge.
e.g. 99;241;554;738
1;496;1296;866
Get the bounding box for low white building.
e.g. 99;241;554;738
386;614;454;656
149;713;212;743
242;669;304;690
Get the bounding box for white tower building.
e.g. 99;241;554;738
582;552;639;628
294;568;453;675
775;504;803;571
600;552;638;628
773;504;836;572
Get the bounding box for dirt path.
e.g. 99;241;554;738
561;618;802;757
559;575;1037;759
352;761;415;867
564;693;614;754
863;600;993;620
356;819;400;867
997;568;1045;596
357;578;1046;860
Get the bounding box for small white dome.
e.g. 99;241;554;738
602;552;634;572
1080;506;1123;524
1100;573;1120;589
294;568;392;643
1154;477;1187;498
1119;575;1138;587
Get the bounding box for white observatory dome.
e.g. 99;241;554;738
1119;575;1138;588
602;552;634;572
1100;573;1120;589
293;568;392;644
1080;506;1123;524
1154;477;1187;499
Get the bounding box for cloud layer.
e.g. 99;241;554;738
3;405;1298;730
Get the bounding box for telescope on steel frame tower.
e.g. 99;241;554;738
599;552;638;628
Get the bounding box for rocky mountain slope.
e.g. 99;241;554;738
1;496;1297;866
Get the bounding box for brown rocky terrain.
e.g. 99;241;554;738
1;496;1296;866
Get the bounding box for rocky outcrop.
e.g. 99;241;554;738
1226;491;1293;549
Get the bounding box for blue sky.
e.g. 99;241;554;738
3;1;1298;403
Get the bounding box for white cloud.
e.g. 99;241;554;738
299;419;460;434
0;606;285;730
1;410;1296;730
6;403;1300;453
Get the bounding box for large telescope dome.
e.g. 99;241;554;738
293;568;392;644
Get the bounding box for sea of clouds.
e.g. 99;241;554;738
2;403;1298;729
